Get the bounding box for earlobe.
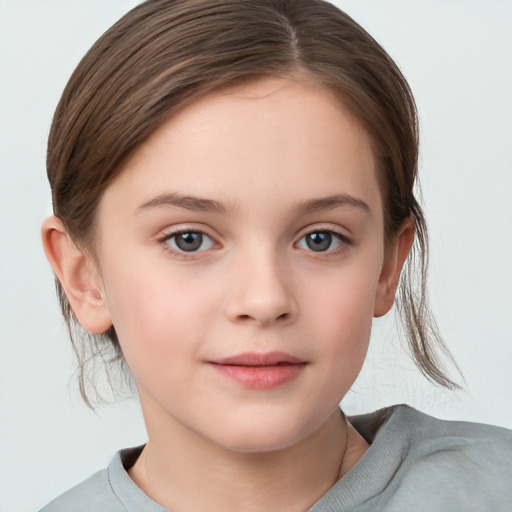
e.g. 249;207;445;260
41;216;112;333
373;219;415;318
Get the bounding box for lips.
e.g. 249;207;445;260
208;351;307;389
213;351;305;366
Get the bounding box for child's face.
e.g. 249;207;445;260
91;77;400;451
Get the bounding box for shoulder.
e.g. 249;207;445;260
352;404;512;456
38;468;123;512
382;405;512;509
39;446;160;512
314;407;512;511
393;404;512;464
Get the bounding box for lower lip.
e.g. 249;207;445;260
209;363;306;389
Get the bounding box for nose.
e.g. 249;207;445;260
225;251;297;326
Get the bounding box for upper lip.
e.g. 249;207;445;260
210;351;305;366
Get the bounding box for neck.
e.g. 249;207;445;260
129;405;369;512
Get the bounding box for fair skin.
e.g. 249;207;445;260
43;77;413;511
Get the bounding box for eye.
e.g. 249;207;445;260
164;231;215;253
296;230;345;253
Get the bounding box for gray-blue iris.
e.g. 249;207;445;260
176;232;203;251
306;232;331;252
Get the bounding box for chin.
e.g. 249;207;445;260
221;433;306;454
206;413;320;454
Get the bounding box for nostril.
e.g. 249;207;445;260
235;312;290;324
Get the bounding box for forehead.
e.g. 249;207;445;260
104;77;380;218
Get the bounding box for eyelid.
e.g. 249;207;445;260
157;225;220;258
155;223;351;258
294;225;352;253
295;223;351;242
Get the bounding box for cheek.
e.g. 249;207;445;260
313;287;374;363
101;260;220;371
299;261;381;380
301;254;381;329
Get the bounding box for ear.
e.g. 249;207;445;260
41;216;112;333
373;219;415;317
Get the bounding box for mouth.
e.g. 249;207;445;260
207;352;307;389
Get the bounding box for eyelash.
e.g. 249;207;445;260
295;228;350;255
157;227;351;258
158;229;216;258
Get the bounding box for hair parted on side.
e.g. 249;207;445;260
47;0;459;406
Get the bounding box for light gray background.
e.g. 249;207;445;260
1;1;511;511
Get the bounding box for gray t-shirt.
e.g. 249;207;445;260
39;405;512;511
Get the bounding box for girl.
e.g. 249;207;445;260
38;0;511;510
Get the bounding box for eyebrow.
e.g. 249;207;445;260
295;194;370;215
135;193;236;215
135;192;370;216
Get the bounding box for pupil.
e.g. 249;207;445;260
306;232;331;252
176;232;202;251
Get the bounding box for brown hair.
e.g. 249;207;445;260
47;0;459;405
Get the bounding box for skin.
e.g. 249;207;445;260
42;77;413;511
